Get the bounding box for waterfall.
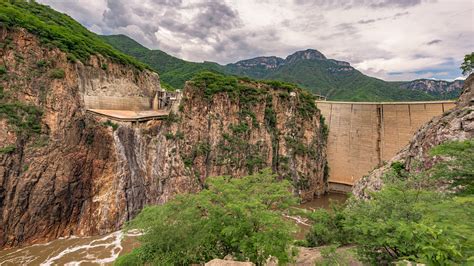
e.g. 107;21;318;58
112;126;151;221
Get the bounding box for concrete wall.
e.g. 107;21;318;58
84;95;153;111
316;101;456;185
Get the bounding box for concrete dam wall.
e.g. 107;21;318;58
316;101;456;186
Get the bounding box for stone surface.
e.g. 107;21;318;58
205;259;254;266
352;74;474;199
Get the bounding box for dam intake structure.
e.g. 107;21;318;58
316;100;456;191
85;90;182;122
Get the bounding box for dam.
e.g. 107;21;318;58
315;100;456;189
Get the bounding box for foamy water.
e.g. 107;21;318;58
0;231;141;266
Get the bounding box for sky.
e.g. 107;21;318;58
38;0;474;81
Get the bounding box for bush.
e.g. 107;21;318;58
116;169;298;265
49;68;65;79
0;65;6;75
305;140;474;265
0;145;16;154
160;82;176;92
36;59;48;68
0;102;42;136
461;52;474;75
429;139;474;195
102;120;118;131
305;205;349;247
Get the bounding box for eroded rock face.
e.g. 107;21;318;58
353;74;474;199
0;28;328;248
0;28;160;247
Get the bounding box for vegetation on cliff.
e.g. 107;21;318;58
304;139;474;265
115;169;298;265
461;52;474;75
178;71;326;193
0;1;149;70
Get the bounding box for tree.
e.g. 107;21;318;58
115;169;298;265
461;52;474;75
305;140;474;265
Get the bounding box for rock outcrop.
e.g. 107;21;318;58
353;74;474;199
0;28;328;248
399;79;464;99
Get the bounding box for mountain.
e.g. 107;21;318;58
101;35;223;89
225;49;460;101
102;36;464;101
1;1;328;248
397;79;464;100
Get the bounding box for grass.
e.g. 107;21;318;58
0;102;42;136
0;145;16;154
49;68;65;79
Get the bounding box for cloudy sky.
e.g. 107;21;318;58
39;0;473;81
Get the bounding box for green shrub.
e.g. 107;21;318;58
305;204;349;247
429;139;474;195
161;82;176;92
316;245;352;266
0;102;42;136
0;86;4;99
0;65;7;75
0;145;16;154
461;52;474;75
100;63;108;70
49;68;65;79
229;122;249;135
36;59;48;68
305;140;474;265
116;169;298;265
102;120;118;131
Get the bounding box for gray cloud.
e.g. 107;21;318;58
294;0;431;9
426;39;442;45
38;0;471;80
357;11;409;24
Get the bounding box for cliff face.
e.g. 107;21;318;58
0;28;159;247
353;74;474;199
399;79;464;99
0;29;327;248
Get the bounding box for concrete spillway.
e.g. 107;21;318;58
316;100;456;188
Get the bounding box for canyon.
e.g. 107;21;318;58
0;27;328;248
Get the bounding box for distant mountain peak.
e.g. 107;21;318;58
231;56;285;69
285;49;326;63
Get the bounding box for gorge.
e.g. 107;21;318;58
0;20;327;248
0;1;473;265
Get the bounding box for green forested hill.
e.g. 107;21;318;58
251;57;434;101
101;35;223;89
102;35;460;101
0;1;149;70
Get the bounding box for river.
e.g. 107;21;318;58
0;193;347;265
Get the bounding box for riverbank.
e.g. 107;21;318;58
0;193;347;265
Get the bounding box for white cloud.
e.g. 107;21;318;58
38;0;474;80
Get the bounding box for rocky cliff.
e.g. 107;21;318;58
353;74;474;199
0;28;327;248
399;79;464;99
